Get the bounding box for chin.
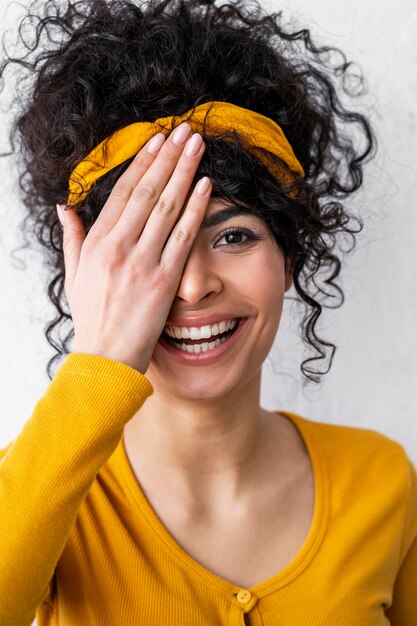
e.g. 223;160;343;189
150;368;232;400
172;385;227;403
147;357;262;405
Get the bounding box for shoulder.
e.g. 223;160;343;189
288;412;408;463
280;411;416;502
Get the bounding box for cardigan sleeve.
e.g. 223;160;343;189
0;353;153;626
385;456;417;625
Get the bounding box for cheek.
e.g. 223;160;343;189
228;251;286;347
252;253;287;332
238;249;286;304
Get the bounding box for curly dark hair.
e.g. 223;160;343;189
0;0;376;382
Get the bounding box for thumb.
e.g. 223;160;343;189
56;203;86;294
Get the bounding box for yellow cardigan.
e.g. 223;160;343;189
0;353;416;625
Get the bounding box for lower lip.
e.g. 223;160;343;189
157;318;248;365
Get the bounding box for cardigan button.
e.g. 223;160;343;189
236;589;252;604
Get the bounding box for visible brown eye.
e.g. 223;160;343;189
214;227;260;247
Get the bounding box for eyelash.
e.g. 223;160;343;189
214;227;261;248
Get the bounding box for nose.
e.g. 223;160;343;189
174;243;223;305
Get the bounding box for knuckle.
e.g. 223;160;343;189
185;198;202;214
154;266;171;289
177;160;196;176
125;256;142;280
101;241;125;267
134;151;154;169
62;228;82;253
130;254;160;284
173;225;191;244
111;182;132;201
162;145;178;163
155;196;176;216
133;183;157;202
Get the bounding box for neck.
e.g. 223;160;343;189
123;369;282;505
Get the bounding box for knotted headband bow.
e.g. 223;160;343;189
67;100;304;207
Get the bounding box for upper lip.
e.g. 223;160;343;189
164;314;245;328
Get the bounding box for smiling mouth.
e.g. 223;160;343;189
162;319;242;353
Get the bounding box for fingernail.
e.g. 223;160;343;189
171;122;192;145
147;133;165;154
196;177;211;196
56;203;65;226
185;133;203;157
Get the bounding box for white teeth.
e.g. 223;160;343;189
190;327;200;340
165;318;238;340
218;321;227;334
176;336;229;353
199;325;213;339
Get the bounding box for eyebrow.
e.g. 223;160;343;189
201;206;261;230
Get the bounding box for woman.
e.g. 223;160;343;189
0;0;415;624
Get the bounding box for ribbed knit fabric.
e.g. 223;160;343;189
0;353;416;625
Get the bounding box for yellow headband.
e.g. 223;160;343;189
67;101;304;206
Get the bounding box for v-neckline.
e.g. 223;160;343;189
115;410;330;598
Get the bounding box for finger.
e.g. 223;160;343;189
57;204;87;295
90;122;193;240
113;133;206;253
87;131;168;240
108;125;196;246
158;175;212;273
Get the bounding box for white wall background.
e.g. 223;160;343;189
0;0;416;475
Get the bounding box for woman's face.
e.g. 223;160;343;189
146;197;294;402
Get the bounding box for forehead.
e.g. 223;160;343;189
201;198;264;230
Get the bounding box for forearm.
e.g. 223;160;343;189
0;353;153;626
